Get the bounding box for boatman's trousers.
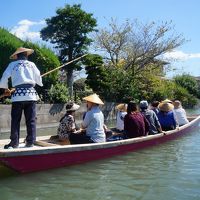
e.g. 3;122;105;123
10;101;36;146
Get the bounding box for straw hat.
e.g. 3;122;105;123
173;100;182;109
66;102;80;111
83;93;104;105
10;47;34;59
162;99;173;104
116;103;127;112
158;102;174;112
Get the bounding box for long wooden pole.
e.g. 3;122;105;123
41;54;88;77
0;54;88;99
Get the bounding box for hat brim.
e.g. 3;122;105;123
83;94;104;105
66;104;80;111
10;48;34;59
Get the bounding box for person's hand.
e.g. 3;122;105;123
4;89;12;96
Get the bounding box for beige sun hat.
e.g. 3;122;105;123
158;102;174;112
116;103;127;112
66;102;80;112
83;93;104;105
10;47;34;59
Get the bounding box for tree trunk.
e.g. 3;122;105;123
67;69;74;99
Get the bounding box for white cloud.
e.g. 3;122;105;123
163;50;200;61
10;19;45;41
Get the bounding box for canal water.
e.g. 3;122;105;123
0;110;199;200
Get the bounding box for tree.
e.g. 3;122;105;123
95;19;186;76
84;54;138;102
40;4;97;97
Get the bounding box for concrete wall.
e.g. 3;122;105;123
0;102;116;133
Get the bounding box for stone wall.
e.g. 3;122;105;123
0;102;116;133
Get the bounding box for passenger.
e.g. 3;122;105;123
57;102;80;144
0;47;43;149
69;93;106;144
124;101;150;138
115;103;127;132
140;100;162;135
173;100;189;126
157;101;177;131
150;100;160;116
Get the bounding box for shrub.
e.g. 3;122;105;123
48;83;69;103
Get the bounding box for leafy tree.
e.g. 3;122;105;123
95;19;186;76
84;54;139;102
40;4;97;97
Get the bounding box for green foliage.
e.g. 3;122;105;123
0;28;22;76
73;78;86;91
174;74;200;98
48;83;69;103
41;4;97;61
152;80;197;107
2;98;12;104
85;54;198;107
84;54;108;92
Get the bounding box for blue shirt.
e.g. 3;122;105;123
157;111;177;130
82;106;106;143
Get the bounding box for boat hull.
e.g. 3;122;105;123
0;115;199;173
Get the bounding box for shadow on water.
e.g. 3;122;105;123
0;165;18;178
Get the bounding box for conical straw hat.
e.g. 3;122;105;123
10;47;34;59
158;102;174;112
83;93;104;105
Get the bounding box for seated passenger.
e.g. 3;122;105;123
69;93;106;144
150;100;160;116
173;100;189;126
57;102;80;144
124;101;150;138
115;103;127;132
140;100;162;135
157;102;177;131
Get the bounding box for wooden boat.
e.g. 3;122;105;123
0;115;199;174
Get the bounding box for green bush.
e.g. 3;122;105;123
48;83;69;103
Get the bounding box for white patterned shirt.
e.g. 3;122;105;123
0;59;43;102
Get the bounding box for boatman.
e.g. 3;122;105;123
0;47;43;149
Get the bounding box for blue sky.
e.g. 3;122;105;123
1;0;200;77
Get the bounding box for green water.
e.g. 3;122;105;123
0;128;200;200
0;110;200;200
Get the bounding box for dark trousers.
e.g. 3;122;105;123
10;101;36;146
69;133;94;144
